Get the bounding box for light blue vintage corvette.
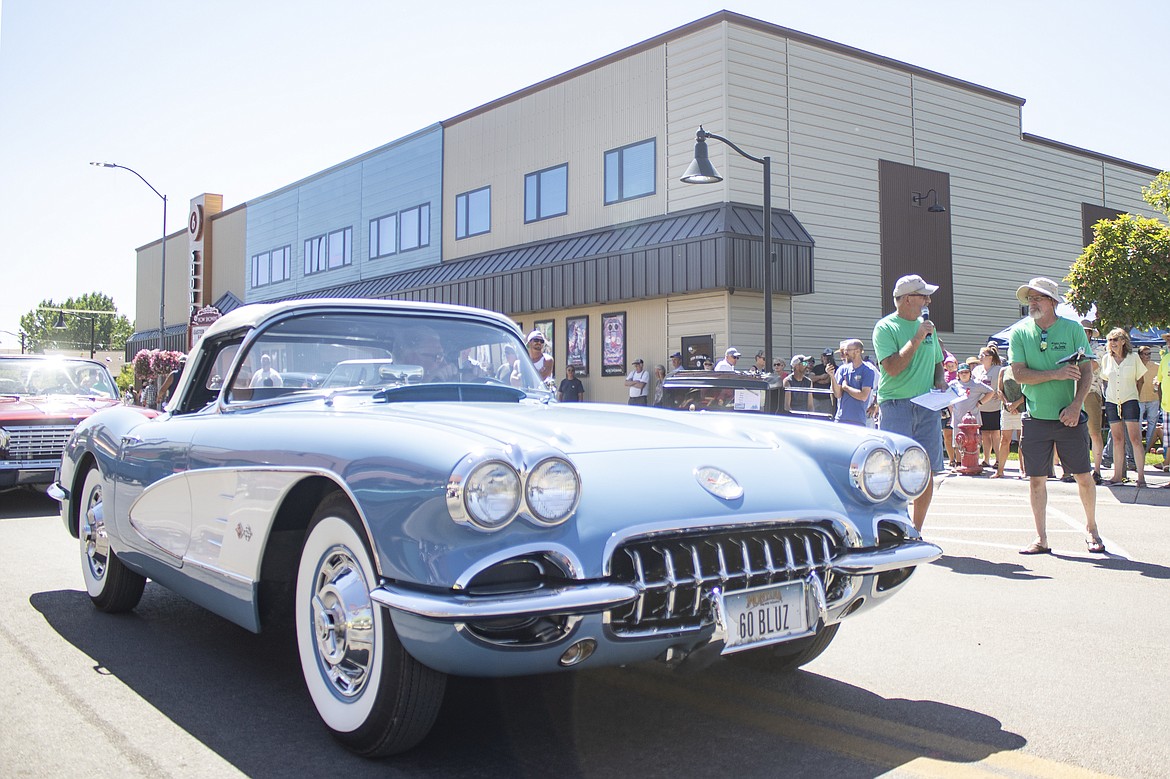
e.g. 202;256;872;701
53;299;940;757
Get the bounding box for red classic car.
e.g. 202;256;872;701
0;354;121;492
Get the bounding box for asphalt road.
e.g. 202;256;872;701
2;467;1168;778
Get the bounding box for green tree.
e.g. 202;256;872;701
19;292;134;355
1066;173;1170;332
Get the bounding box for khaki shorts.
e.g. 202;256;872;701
1083;391;1103;437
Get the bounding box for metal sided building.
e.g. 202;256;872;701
130;10;1163;404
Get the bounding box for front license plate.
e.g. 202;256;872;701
719;581;809;653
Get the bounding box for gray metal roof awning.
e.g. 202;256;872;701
276;202;814;314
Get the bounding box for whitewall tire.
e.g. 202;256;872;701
295;495;445;756
79;467;145;612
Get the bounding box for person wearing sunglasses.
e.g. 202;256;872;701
526;330;554;383
1008;277;1103;555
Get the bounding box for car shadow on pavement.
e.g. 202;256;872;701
0;490;58;520
31;584;1026;778
931;554;1053;581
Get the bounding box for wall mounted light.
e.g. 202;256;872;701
911;189;946;213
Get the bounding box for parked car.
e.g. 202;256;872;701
321;358;422;388
52;299;940;757
1;354;120;492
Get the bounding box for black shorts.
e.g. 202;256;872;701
1104;399;1139;424
1021;415;1091;477
980;411;1001;431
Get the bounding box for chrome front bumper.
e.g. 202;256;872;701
371;540;941;622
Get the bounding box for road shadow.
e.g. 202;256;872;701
31;585;1026;778
1050;552;1170;579
932;554;1052;581
0;489;58;520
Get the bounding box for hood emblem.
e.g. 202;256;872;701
695;467;743;500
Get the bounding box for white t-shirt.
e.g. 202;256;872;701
627;369;649;397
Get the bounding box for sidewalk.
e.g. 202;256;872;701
934;459;1170;507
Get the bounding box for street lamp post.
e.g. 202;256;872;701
90;162;168;350
681;126;775;367
44;308;116;359
0;329;26;354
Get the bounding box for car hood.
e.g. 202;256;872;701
0;393;120;422
346;399;862;455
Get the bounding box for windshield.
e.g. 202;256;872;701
0;356;118;398
224;311;547;403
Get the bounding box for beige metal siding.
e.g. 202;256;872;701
443;49;666;261
666;23;729;214
134;230;189;335
208;207;246;307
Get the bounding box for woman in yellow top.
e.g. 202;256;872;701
1100;328;1146;487
1156;332;1170;475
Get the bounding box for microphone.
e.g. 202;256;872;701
921;306;933;344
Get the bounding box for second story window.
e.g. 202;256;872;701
455;187;491;239
524;164;568;223
305;235;325;274
327;227;352;269
399;203;431;252
604;138;656;204
369;214;397;259
250;245;291;288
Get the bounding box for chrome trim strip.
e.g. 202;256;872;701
371;581;639;621
451;543;585;590
182;554;254;587
830;540;942;575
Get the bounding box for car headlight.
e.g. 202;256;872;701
462;461;521;531
896;445;931;498
850;442;897;502
524;458;580;526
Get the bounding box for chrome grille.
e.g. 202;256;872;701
4;424;74;461
608;525;839;637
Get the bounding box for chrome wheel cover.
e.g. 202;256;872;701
310;545;375;699
81;481;109;582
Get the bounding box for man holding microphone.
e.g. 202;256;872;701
872;274;946;531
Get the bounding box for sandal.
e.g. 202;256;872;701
1086;537;1106;554
1093;472;1103;485
1019;541;1051;555
1060;474;1075;483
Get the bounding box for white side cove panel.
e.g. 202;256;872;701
130;468;308;583
183;469;305;582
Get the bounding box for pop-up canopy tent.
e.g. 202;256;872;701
988;303;1166;349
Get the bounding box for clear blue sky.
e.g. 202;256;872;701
1;0;1165;349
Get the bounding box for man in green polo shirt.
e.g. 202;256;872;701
873;273;946;531
1008;277;1103;555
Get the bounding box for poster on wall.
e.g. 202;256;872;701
601;312;626;377
681;335;714;370
566;316;588;376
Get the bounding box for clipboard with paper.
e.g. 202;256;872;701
910;384;967;411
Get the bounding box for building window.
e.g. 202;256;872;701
304;235;325;275
604;138;656;204
399;203;431;251
251;246;291;288
455;187;491;239
328;227;352;269
524;164;568;223
369;214;397;259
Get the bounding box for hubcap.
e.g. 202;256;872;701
310;546;375;698
81;482;109;581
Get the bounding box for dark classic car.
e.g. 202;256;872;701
1;354;120;492
52;299;940;757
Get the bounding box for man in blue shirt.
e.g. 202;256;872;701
832;339;878;426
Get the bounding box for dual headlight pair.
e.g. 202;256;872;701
447;451;580;532
851;441;931;502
